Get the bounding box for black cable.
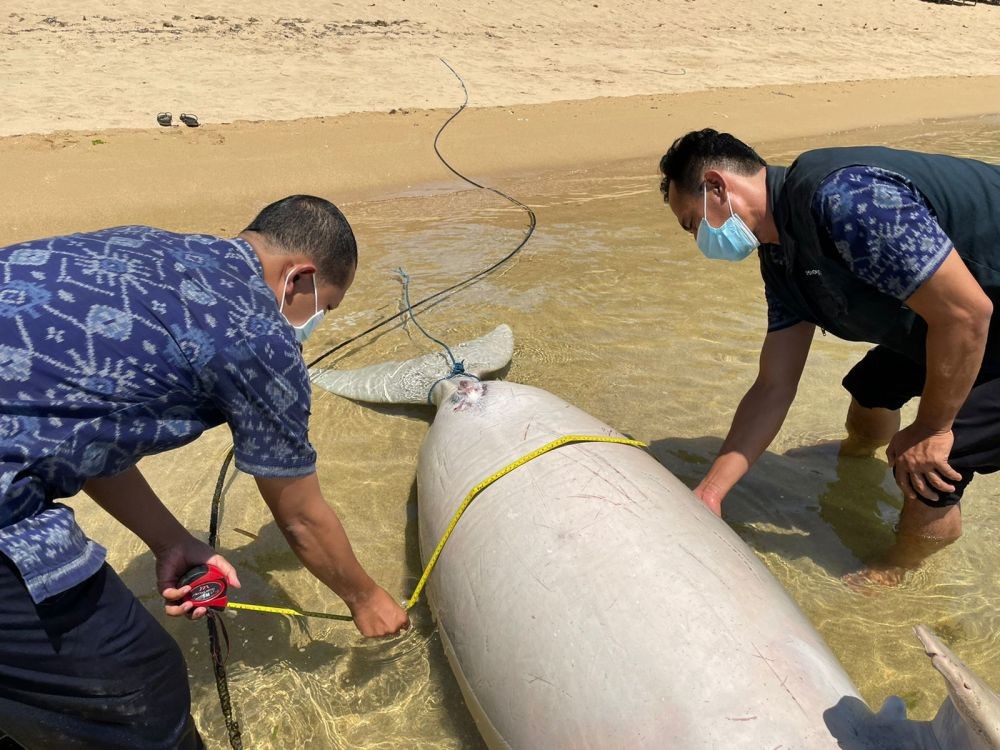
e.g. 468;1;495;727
305;58;536;369
206;448;243;750
208;448;234;550
207;615;242;750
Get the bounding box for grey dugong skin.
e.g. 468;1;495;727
416;376;864;749
314;325;1000;749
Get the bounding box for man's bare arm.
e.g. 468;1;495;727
83;465;240;618
694;321;815;514
83;466;189;553
890;249;993;501
255;472;409;636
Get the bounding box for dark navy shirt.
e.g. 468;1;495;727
764;165;954;332
0;226;316;602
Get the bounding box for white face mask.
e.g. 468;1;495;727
278;267;325;344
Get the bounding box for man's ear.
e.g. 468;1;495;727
287;263;318;293
703;169;727;198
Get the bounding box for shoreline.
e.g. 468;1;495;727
3;74;1000;245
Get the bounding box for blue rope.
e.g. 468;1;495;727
396;268;461;366
425;371;463;405
395;268;479;403
304;59;535;372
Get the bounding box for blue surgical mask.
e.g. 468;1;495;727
279;268;325;344
696;186;759;261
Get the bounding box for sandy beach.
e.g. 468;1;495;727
5;0;1000;137
3;0;1000;246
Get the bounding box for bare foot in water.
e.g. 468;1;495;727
842;565;908;592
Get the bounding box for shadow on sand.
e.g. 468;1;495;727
648;434;903;579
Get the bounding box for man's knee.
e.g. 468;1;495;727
95;585;201;749
841;346;921;450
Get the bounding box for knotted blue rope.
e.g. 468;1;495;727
395;268;480;403
425;365;471;405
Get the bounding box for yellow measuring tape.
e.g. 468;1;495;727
404;433;647;610
226;601;351;621
224;434;645;620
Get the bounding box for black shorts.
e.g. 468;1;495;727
0;555;203;750
843;345;1000;507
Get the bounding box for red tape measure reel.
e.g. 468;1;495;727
179;564;229;611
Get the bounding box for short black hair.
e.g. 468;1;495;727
659;129;767;201
244;195;358;287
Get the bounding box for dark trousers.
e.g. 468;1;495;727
0;555;203;750
843;345;1000;506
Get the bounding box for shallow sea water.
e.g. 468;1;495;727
71;116;1000;748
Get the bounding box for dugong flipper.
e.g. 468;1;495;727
918;625;1000;750
311;324;513;404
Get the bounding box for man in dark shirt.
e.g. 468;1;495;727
0;196;409;749
658;129;999;583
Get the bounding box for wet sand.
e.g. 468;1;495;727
4;74;1000;246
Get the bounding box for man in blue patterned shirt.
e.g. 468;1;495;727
0;195;408;749
658;129;1000;584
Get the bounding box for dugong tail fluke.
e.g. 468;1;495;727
311;324;514;405
917;624;1000;750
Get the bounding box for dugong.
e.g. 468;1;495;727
313;324;1000;749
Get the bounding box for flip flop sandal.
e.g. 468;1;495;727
179;113;200;128
156;112;172;126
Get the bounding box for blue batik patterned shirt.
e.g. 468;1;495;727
764;165;954;332
0;226;316;602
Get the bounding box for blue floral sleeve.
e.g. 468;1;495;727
812;166;954;300
205;334;317;478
